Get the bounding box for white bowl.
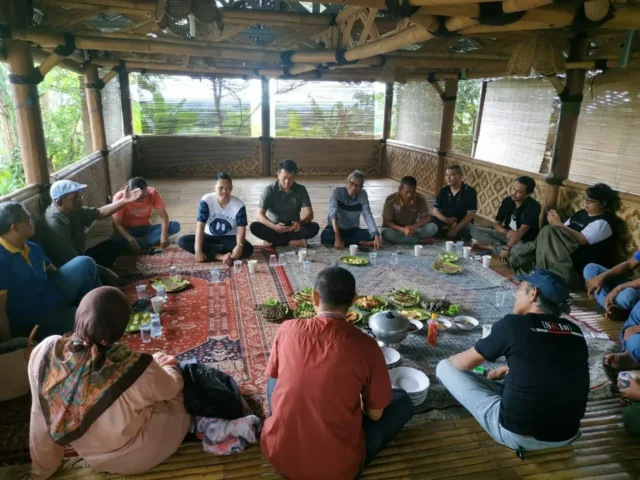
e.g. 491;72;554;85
389;366;430;394
435;318;452;330
454;315;479;331
381;347;401;366
408;319;424;333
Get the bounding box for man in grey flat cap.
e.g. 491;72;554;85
34;180;142;283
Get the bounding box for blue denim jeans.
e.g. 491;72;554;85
11;256;103;340
583;263;640;310
267;377;413;466
436;359;580;453
111;221;181;250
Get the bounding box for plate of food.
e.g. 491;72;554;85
399;308;429;321
151;276;191;293
438;252;459;263
340;255;370;266
255;298;290;323
294;302;315;319
355;295;388;312
454;315;479;331
408;319;424;333
126;311;152;333
390;288;421;308
293;287;313;304
435;318;452;330
346;309;364;324
422;298;461;317
432;260;463;275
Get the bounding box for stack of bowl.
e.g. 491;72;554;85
381;346;401;369
389;366;430;406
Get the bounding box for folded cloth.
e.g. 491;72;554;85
196;415;262;455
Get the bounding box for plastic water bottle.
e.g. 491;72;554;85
150;313;162;338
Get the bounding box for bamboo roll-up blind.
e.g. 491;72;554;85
570;78;640;194
475;78;555;173
272;80;385;138
101;73;124;147
391;81;443;150
132;74;261;136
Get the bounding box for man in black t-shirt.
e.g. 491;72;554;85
470;176;541;262
437;269;588;454
428;165;477;240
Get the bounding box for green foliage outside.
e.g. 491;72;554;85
0;64;85;196
452;80;481;156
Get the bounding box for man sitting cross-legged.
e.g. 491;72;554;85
0;202;102;341
428;164;477;240
471;176;541;263
320;170;383;250
250;160;320;248
111;177;180;253
437;269;588;455
584;253;640;321
178;173;254;266
380;176;437;246
262;267;413;479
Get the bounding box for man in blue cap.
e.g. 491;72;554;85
34;180;142;281
437;269;589;455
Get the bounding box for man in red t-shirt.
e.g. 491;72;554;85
111;177;180;253
261;267;413;480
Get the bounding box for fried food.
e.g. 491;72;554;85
400;309;426;320
346;311;362;323
355;296;383;310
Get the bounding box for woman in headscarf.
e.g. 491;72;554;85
28;287;190;479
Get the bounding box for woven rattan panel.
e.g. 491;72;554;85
475;78;555;173
383;142;439;196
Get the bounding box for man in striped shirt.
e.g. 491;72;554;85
321;171;383;250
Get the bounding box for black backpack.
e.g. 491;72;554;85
180;363;245;420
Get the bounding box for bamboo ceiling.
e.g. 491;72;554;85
2;0;640;82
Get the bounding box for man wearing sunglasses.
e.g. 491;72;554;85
34;180;142;283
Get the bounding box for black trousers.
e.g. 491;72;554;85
178;234;254;261
85;239;122;268
249;222;320;247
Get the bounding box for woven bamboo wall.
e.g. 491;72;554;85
383;141;439;196
271;138;382;176
570;77;640;194
135;136;261;177
108;136;135;194
50;152;108;208
475;78;556;173
0;184;44;221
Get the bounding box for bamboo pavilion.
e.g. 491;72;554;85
1;0;640;478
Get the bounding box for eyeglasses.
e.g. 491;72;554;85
348;180;363;189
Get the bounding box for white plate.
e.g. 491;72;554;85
436;318;452;330
454;315;479;331
381;347;401;366
389;366;430;394
409;319;424;333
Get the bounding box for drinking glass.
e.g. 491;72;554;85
369;252;378;265
279;254;287;266
303;261;312;273
210;269;221;283
269;254;278;267
495;291;506;307
156;285;167;302
234;260;242;274
169;265;178;280
136;284;148;300
298;249;308;262
150;313;162;338
391;252;399;265
140;323;151;343
248;260;257;274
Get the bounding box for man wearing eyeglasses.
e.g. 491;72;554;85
34;180;142;281
320;171;383;250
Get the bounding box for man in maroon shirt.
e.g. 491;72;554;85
261;267;413;479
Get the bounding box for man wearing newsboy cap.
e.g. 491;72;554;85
34;180;142;283
437;269;589;456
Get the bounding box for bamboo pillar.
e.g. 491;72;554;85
7;40;50;186
260;77;271;177
84;63;112;198
119;70;133;136
471;80;487;157
544;36;589;211
382;82;394;140
436;78;458;189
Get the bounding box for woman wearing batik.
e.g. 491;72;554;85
28;287;190;479
178;172;254;266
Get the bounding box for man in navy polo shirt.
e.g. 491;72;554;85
429;165;477;240
0;202;102;342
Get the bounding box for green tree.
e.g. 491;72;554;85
453;80;481;155
0;64;24;195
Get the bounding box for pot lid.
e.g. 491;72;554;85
368;310;410;335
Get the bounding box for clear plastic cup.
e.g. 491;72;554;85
169;265;179;280
482;255;492;268
248;260;257;274
455;241;464;256
495;291;506;307
269;254;278;267
156;285;167;302
414;245;423;257
151;296;163;314
391;252;399;265
140;323;151;343
298;249;308;262
462;246;472;259
210;268;221;283
150;313;162;338
369;252;378;265
303;261;312;273
234;260;242;274
445;241;454;252
136;284;148;300
349;245;358;256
